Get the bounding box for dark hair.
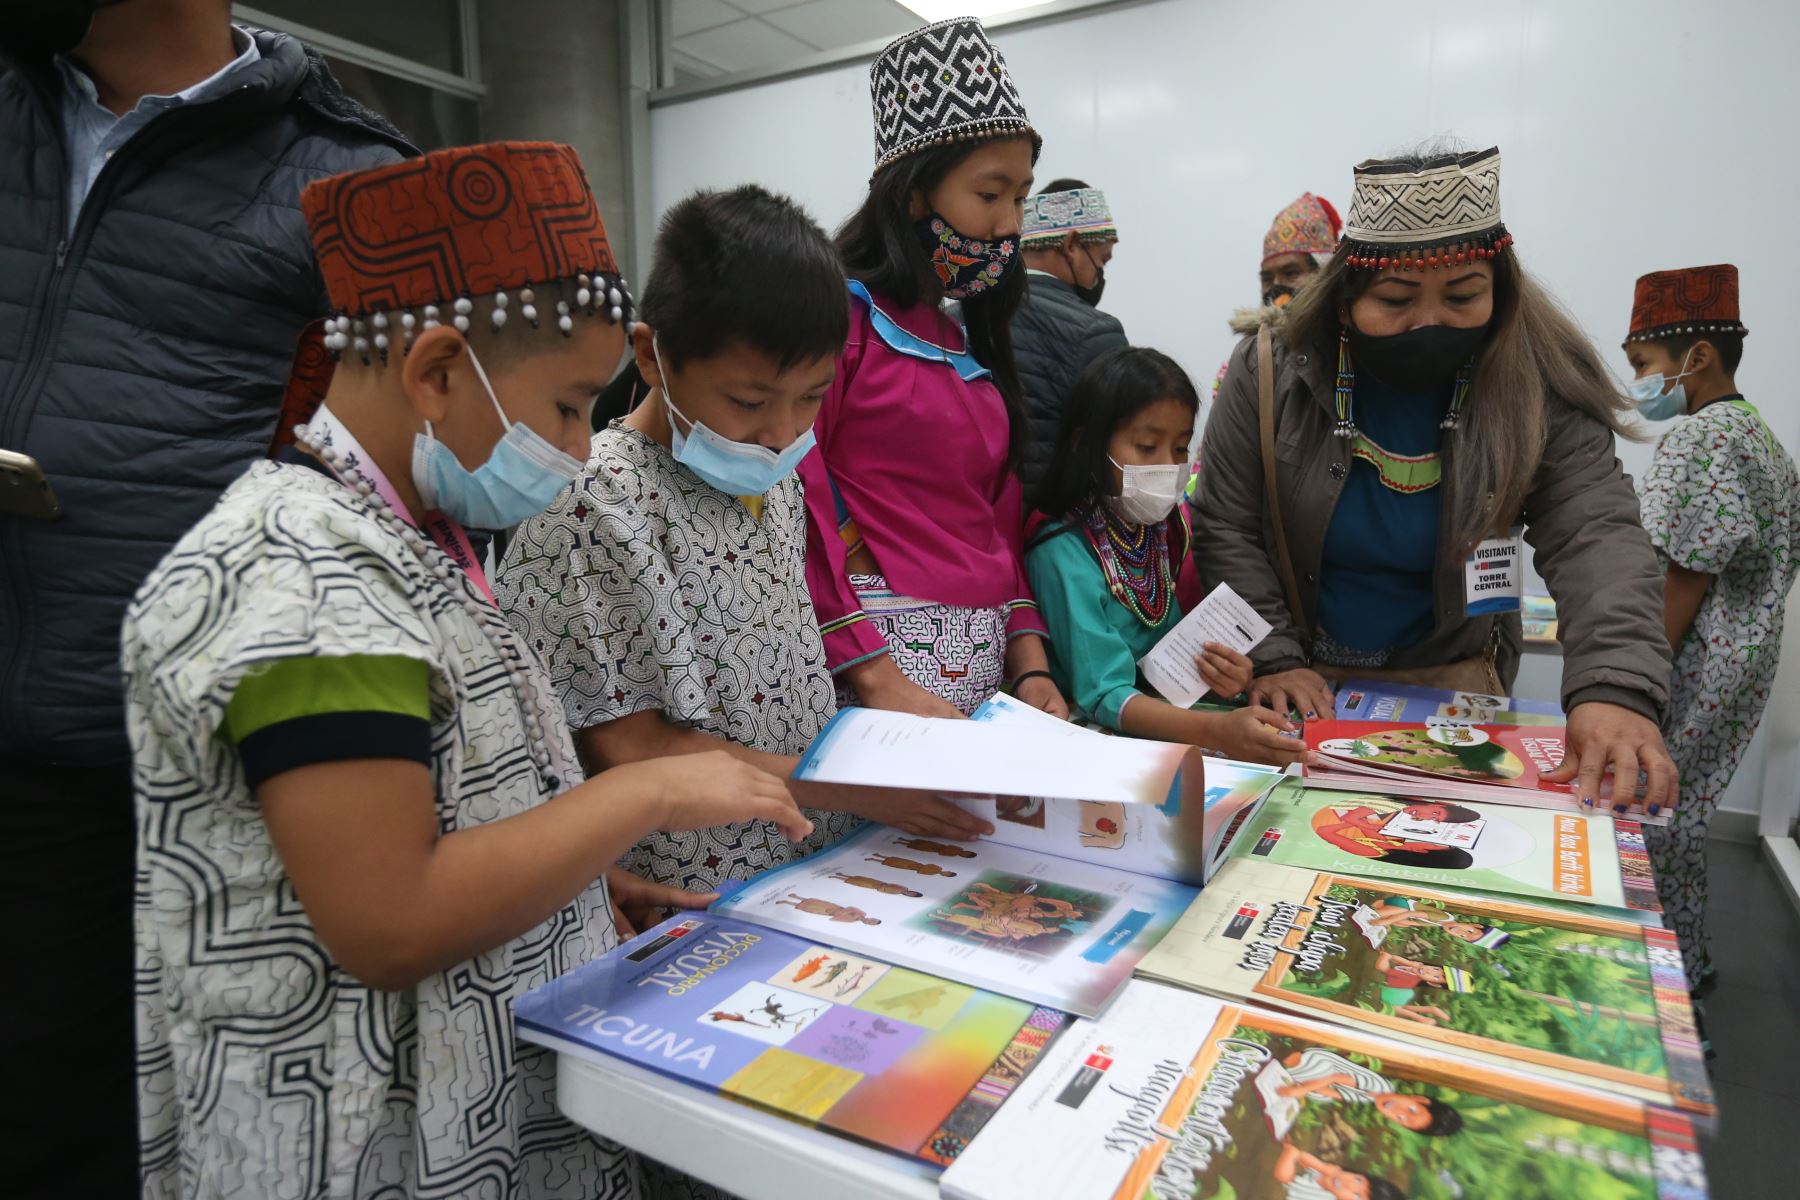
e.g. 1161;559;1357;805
1364;1176;1407;1200
835;139;1033;467
1379;848;1475;870
640;185;848;373
1417;1098;1464;1137
1040;177;1091;193
1030;347;1201;520
1652;331;1744;375
1433;803;1482;824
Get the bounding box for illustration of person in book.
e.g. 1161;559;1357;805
866;854;957;877
1331;728;1522;781
1373;951;1474;1025
1273;1142;1405;1200
1360;897;1509;949
1272;1048;1463;1136
776;893;882;925
893;838;978;859
1310;802;1478;869
1078;801;1126;849
830;871;924;898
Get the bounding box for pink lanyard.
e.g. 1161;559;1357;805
309;407;498;606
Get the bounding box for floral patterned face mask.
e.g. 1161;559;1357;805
915;212;1019;300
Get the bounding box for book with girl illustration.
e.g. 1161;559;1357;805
1334;681;1565;727
1135;858;1713;1120
515;910;1070;1166
1229;779;1660;912
709;822;1199;1017
1302;720;1669;825
940;978;1709;1200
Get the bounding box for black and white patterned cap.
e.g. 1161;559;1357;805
869;17;1039;173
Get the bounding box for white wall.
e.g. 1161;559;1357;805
650;0;1800;820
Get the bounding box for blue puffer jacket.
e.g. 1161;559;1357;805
0;30;414;764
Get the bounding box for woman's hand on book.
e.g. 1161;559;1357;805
1246;667;1335;721
637;751;814;842
837;787;995;840
1546;701;1678;816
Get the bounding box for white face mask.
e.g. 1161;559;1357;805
1105;456;1189;525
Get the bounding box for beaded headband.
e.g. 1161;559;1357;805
1343;146;1513;271
869;17;1040;174
1021;187;1117;249
300;141;632;365
1625;263;1748;345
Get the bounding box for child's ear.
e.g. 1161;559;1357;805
401;325;463;424
1689;340;1717;376
906;187;929;222
631;323;660;392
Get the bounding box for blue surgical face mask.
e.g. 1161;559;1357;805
1628;348;1696;421
656;338;815;496
411;345;585;531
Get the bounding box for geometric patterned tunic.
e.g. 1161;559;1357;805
1637;398;1799;985
125;461;634;1199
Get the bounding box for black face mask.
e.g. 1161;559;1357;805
1262;283;1298;308
1070;244;1105;307
0;0;108;68
1347;322;1488;393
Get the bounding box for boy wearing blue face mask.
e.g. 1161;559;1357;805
1627;263;1800;998
122;145;815;1199
498;186;992;904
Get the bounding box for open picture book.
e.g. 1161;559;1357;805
941;977;1710;1200
515;911;1071;1166
1135;858;1713;1121
1229;778;1661;912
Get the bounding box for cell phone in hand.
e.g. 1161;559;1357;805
0;450;62;521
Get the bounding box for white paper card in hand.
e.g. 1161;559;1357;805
1137;582;1272;708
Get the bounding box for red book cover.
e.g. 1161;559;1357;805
1304;720;1586;798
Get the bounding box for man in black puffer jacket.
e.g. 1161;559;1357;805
0;3;413;1192
1013;178;1128;493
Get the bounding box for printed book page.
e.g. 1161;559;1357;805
942;978;1709;1200
1135;858;1713;1120
1227;779;1659;911
963;693;1285;884
709;824;1198;1017
1138;582;1272;709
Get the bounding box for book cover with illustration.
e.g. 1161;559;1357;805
966;693;1286;883
1334;681;1565;727
942;979;1710;1200
1302;720;1667;825
709;823;1198;1017
514;911;1070;1165
1136;859;1712;1119
1227;780;1660;912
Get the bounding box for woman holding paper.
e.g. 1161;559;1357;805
1192;143;1676;813
1027;348;1307;766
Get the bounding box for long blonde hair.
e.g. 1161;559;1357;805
1285;217;1635;550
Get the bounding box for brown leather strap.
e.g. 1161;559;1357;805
1257;324;1308;648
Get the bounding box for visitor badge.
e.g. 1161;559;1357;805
1464;527;1522;615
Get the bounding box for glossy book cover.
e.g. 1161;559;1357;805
943;980;1709;1200
515;911;1069;1164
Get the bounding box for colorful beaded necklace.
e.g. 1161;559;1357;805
1083;506;1173;626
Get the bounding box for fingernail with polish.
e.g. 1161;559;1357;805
1613;804;1626;814
1649;805;1661;816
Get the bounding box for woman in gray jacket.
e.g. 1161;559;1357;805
1192;144;1676;816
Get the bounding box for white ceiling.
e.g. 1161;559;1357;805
669;0;921;81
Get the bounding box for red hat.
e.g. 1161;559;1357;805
301;140;628;358
1263;193;1341;265
1626;263;1747;344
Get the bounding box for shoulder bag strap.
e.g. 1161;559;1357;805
1258;324;1309;649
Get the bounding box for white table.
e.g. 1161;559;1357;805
555;1050;938;1200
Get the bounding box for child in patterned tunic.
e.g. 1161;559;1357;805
122;145;812;1200
1625;263;1800;994
498;186;990;909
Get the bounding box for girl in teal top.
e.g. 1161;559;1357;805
1025;348;1304;766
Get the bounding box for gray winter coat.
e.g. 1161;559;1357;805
0;30;413;764
1192;314;1671;722
1014;271;1128;492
